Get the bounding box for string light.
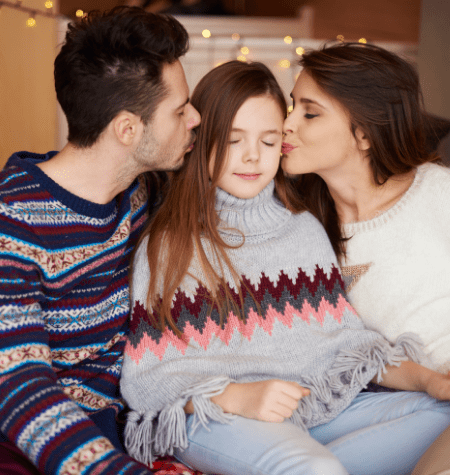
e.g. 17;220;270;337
0;0;65;25
202;29;211;38
337;35;345;42
26;14;36;27
278;59;290;69
240;46;249;55
296;47;305;56
231;33;240;41
359;38;367;43
284;36;292;45
237;55;246;62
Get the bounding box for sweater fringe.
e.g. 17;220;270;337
124;376;234;465
291;333;424;428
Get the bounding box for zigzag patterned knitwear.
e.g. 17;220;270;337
121;180;423;466
0;152;154;475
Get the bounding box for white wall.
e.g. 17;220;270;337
417;0;450;120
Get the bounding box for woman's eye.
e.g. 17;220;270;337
305;113;319;119
229;139;240;144
262;142;275;147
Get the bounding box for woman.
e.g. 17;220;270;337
121;59;450;475
282;42;450;475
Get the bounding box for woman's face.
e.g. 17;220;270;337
282;71;366;178
210;95;284;199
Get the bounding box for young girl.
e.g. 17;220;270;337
121;60;450;475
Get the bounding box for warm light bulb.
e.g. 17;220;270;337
284;36;293;45
296;47;305;56
237;55;247;62
231;33;240;41
240;46;249;55
75;9;84;17
287;105;293;113
279;59;290;69
44;1;53;8
336;34;345;42
359;38;367;43
26;17;36;27
202;29;211;38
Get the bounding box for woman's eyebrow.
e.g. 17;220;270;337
231;128;282;134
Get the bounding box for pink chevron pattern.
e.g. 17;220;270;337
126;293;356;364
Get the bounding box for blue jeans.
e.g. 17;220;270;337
173;391;450;475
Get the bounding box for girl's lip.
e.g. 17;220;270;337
234;173;260;180
282;142;297;154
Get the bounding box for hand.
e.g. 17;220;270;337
424;371;450;401
211;379;310;423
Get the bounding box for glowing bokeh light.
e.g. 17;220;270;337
202;29;211;38
231;33;240;41
44;1;53;8
359;38;367;44
296;47;305;56
240;46;249;55
75;9;84;17
237;55;247;62
284;36;293;44
26;17;36;27
337;34;345;42
279;59;290;69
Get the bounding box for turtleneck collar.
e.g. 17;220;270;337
215;180;291;237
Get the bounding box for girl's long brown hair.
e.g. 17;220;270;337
286;42;439;260
136;61;303;337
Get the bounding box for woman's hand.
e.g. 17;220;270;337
209;379;310;423
376;361;450;400
423;371;450;400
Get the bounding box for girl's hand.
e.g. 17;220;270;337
211;379;310;423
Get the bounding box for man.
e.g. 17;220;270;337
0;7;200;474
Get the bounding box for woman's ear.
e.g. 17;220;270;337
355;127;371;151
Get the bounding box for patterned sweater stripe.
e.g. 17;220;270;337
0;152;155;474
121;181;423;466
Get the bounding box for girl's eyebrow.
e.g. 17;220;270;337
231;128;282;135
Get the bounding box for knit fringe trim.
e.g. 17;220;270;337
124;376;235;466
291;332;424;429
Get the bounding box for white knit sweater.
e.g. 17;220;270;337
341;163;450;373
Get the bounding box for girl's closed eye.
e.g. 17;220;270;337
262;141;275;147
305;113;319;119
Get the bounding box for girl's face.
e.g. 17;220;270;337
210;95;284;199
282;71;367;178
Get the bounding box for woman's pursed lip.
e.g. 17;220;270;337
282;142;297;154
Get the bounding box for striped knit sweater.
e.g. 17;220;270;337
0;151;154;475
121;181;423;466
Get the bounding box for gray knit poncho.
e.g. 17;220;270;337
121;181;422;466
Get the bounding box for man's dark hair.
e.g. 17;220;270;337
54;6;189;148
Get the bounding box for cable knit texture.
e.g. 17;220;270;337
0;151;154;475
341;163;450;374
122;181;423;466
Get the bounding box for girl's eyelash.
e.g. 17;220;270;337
263;142;275;147
229;140;240;144
305;113;318;119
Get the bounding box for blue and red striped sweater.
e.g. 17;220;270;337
0;151;154;474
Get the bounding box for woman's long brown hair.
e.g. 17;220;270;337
286;42;439;260
136;61;303;337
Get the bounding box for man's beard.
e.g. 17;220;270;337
133;125;195;173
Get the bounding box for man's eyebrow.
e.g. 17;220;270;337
176;98;190;110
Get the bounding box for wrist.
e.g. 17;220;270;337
211;382;239;414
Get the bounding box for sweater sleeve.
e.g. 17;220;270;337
0;259;155;475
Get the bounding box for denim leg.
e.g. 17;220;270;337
310;391;450;475
174;415;348;475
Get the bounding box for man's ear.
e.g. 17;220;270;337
113;111;143;146
355;127;371;151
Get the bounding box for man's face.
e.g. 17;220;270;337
132;60;201;172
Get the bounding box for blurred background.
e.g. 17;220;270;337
1;0;449;165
